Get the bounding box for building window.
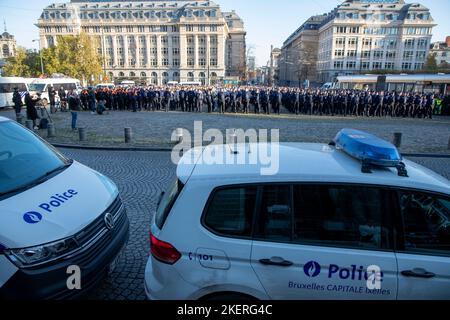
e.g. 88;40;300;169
186;25;194;32
416;51;426;60
187;58;195;67
172;48;180;55
402;62;412;70
362;38;372;47
138;26;145;33
347;50;357;58
334;61;343;69
361;62;370;70
150;59;157;66
414;63;424;70
172;59;180;66
385;62;395;70
162;48;169;55
210;58;218;66
404;39;415;48
335;38;345;46
334;49;344;58
162;58;169;66
361;51;371;59
417;39;428;48
199;58;206;66
187;47;195;55
386;51;396;59
346;61;356;69
373;51;384;59
171;25;179;33
386;39;397;49
210;25;217;32
349;27;359;34
161;36;168;44
403;51;414;60
348;38;357;46
373;62;383;70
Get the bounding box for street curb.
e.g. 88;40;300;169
402;153;450;159
52;143;450;158
52;143;173;152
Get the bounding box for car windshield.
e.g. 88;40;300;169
0;120;70;197
29;83;46;92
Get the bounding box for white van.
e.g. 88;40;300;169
0;116;129;299
96;83;115;90
28;78;82;106
0;77;30;109
120;80;135;88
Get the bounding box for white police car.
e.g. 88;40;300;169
145;129;450;300
0;116;129;299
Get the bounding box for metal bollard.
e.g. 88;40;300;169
25;120;34;130
16;114;24;125
47;123;56;138
393;132;402;148
124;127;132;143
78;127;86;141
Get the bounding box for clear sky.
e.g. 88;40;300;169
1;0;449;66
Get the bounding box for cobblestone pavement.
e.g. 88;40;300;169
57;148;450;300
2;108;450;154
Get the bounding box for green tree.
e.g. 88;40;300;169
2;47;41;77
423;53;438;72
43;33;103;84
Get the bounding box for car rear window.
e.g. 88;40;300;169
155;179;184;229
203;187;257;237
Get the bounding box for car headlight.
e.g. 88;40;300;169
5;237;78;268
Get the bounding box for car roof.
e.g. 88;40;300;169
177;143;450;195
0;116;10;123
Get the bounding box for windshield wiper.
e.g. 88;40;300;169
34;160;73;184
0;160;73;198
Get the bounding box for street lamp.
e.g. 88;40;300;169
32;39;44;75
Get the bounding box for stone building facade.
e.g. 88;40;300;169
36;0;246;85
279;0;436;85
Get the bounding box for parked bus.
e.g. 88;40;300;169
336;74;450;95
28;78;82;106
0;77;31;109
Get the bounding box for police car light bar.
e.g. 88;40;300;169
331;129;408;177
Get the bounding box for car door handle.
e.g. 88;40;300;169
259;257;293;267
401;268;436;279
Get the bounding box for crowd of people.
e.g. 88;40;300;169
12;84;450;131
74;85;450;118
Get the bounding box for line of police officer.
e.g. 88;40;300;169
76;86;450;118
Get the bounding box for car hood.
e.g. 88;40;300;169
0;161;118;249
